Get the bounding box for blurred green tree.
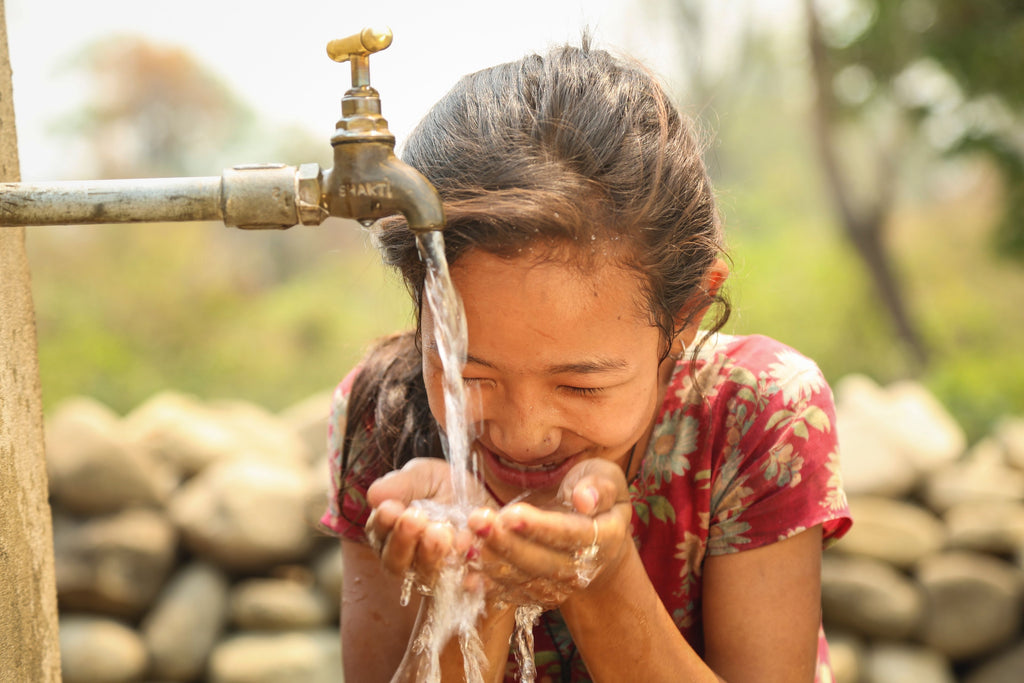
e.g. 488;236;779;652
55;36;257;178
803;0;1024;366
53;35;331;179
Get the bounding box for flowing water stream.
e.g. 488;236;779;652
404;232;542;683
418;232;474;508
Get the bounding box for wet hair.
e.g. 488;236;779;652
340;37;729;486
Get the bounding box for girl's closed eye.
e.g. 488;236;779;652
561;385;605;397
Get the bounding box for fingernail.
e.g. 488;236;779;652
474;523;492;538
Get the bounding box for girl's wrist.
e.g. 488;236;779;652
567;536;639;610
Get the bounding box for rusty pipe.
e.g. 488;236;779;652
0;176;223;226
0;163;322;230
0;153;442;231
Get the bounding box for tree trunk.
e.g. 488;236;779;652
0;1;62;678
846;217;929;369
803;0;929;369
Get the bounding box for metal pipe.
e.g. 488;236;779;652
0;163;318;230
0;176;222;226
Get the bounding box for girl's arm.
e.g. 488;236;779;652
559;525;823;683
340;538;422;683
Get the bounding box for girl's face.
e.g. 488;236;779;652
421;248;668;506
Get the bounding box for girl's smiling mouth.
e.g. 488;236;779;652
478;443;580;492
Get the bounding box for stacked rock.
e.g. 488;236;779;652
826;375;1024;683
45;390;344;683
43;375;1024;682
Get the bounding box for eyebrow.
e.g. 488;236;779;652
465;353;630;375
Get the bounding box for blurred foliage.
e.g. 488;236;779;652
29;222;411;413
643;0;1024;438
26;28;1024;443
820;0;1024;259
711;64;1024;441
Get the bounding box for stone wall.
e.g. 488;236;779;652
825;375;1024;683
45;390;342;683
43;376;1024;682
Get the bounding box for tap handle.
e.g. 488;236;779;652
326;26;393;64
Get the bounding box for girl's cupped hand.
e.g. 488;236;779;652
364;458;489;588
364;457;633;608
466;458;634;607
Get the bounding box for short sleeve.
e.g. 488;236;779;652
706;340;852;554
318;368;375;542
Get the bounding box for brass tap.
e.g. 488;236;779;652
322;27;444;233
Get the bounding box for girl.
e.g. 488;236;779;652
321;38;851;682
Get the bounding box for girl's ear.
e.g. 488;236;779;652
676;257;730;347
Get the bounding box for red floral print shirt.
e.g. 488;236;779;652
321;333;852;682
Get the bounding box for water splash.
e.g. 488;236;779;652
400;570;416;608
408;562;487;682
512;605;544;683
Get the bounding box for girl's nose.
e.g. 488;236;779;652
482;391;561;461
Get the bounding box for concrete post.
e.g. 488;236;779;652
0;0;62;679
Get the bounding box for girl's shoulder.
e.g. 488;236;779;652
330;364;362;412
697;332;821;372
646;333;850;549
688;333;823;393
666;333;833;415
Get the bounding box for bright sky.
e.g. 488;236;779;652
3;0;647;179
5;0;799;180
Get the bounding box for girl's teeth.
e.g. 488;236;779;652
497;455;560;472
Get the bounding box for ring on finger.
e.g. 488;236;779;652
573;518;599;562
572;518;600;587
366;509;384;555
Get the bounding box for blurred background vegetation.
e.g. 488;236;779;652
21;0;1024;443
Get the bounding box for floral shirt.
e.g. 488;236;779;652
321;333;852;682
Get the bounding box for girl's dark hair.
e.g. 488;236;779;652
340;37;730;488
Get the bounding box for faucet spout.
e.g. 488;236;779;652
384;155;445;233
324;140;443;233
